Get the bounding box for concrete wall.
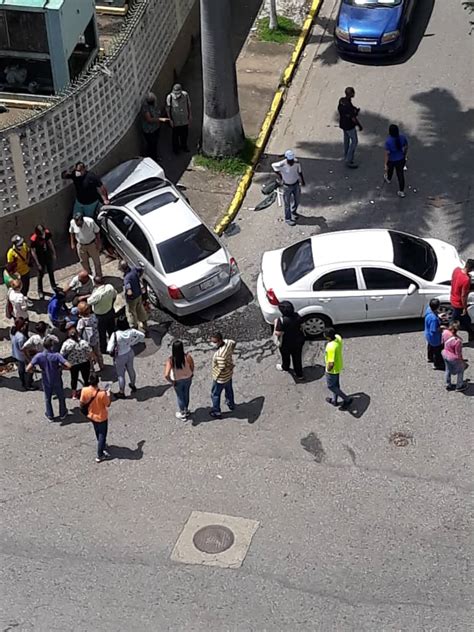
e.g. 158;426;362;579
0;0;199;255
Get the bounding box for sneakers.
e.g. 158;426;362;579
286;220;296;226
114;392;126;399
129;383;137;393
325;397;338;407
346;161;358;169
59;412;69;420
446;384;455;391
456;382;468;392
276;364;284;371
383;174;391;184
339;397;353;411
175;411;187;420
96;452;111;463
397;191;406;198
71;390;79;400
45;413;54;422
209;411;222;419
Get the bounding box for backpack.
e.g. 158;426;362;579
80;389;99;417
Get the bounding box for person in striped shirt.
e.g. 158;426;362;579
210;333;236;419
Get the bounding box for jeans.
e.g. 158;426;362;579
282;183;301;222
280;343;304;378
387;158;406;192
37;256;56;296
97;309;116;354
451;307;473;340
92;420;108;458
70;361;91;391
444;359;464;389
325;372;350;405
211;379;235;414
174;377;193;413
20;273;30;297
17;360;33;389
343;128;358;164
143;129;160;160
427;343;444;369
114;349;136;393
172;125;189;152
44;379;67;419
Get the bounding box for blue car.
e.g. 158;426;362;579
334;0;416;57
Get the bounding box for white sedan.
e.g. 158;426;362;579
257;229;473;338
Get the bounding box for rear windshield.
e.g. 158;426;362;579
158;225;221;273
281;239;315;285
135;192;178;215
389;230;437;281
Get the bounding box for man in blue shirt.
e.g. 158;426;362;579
119;260;149;335
27;336;71;421
47;287;69;328
424;298;445;370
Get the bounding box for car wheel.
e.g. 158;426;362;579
147;286;162;309
301;313;332;339
439;303;453;321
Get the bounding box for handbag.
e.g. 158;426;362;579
273;318;282;348
80;389;99;417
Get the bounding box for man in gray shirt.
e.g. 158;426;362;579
166;83;192;154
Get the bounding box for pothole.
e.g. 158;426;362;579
389;432;413;447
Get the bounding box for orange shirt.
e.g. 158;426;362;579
80;386;111;422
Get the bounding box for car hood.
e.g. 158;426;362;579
102;158;166;199
338;3;402;37
425;238;463;284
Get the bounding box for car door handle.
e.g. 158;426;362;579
319;298;331;303
369;296;383;301
138;260;144;267
116;236;122;242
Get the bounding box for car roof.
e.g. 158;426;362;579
124;187;201;244
103;157;166;200
310;229;394;266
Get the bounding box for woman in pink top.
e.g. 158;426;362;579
441;322;467;391
164;340;194;420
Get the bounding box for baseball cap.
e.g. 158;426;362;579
285;150;295;160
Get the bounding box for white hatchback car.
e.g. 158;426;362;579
98;158;241;316
257;229;473;338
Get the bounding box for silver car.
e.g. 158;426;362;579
98;158;241;316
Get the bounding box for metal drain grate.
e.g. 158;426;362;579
193;525;235;554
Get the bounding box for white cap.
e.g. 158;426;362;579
285;149;295;160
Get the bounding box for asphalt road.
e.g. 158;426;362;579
1;0;473;630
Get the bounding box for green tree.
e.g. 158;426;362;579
200;0;245;157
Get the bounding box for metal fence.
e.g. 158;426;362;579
0;0;195;216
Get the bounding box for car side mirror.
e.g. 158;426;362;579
407;283;418;296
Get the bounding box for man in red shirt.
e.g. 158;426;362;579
450;259;474;342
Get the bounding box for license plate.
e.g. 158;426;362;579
200;278;216;291
358;45;372;53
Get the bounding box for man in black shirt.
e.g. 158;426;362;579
338;87;363;168
62;162;109;218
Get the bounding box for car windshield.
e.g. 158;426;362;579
281;239;315;285
343;0;402;6
389;230;437;281
157;225;221;273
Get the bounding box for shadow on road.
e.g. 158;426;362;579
343;392;371;418
191;395;265;426
107;440;145;460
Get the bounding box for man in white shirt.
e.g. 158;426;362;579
64;269;94;303
271;149;305;226
87;276;117;353
69;212;102;277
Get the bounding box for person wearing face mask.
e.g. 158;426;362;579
141;92;169;161
62;161;109;218
30;224;57;300
271;150;306;226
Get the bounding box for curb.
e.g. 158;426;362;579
214;0;323;236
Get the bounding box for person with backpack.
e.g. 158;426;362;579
79;373;112;462
164;340;195;420
106;319;145;399
166;83;192;154
76;301;104;371
60;323;93;399
384;124;408;198
273;301;305;380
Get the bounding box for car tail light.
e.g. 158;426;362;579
229;257;239;276
167;285;183;300
266;288;279;306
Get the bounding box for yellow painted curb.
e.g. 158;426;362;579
214;0;323;236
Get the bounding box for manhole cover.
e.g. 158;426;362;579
193;525;235;554
389;432;413;447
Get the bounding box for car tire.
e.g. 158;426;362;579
301;313;332;340
147;286;162;309
438;303;453;321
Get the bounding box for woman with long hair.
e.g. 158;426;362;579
164;340;194;420
384;124;408;197
273;300;305;380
